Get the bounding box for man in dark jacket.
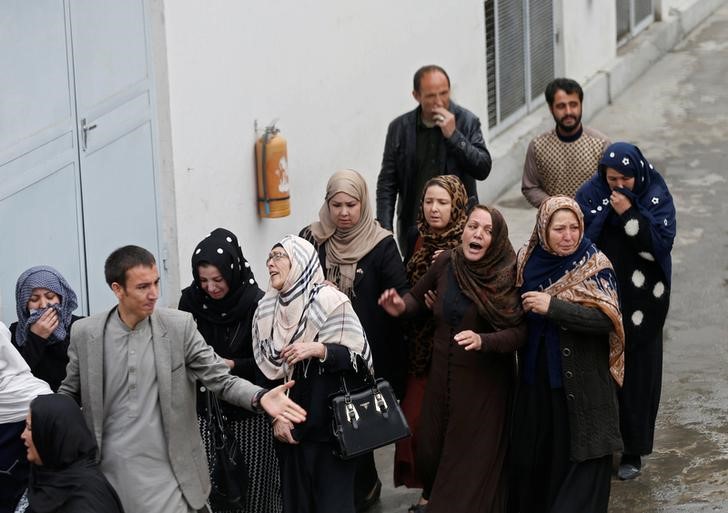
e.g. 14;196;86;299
376;64;492;250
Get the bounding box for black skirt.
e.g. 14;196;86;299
509;344;612;513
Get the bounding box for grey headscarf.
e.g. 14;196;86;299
15;266;78;347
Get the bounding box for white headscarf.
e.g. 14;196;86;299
252;235;372;380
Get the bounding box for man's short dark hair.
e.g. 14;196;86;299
544;78;583;106
413;65;451;92
105;245;156;288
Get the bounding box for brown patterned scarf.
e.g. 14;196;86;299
515;196;625;385
450;206;524;330
406;175;468;375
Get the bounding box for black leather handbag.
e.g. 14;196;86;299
205;391;249;509
330;356;411;459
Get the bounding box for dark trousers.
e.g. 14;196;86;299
353;451;379;505
0;421;28;513
277;441;356;513
619;331;663;456
509;347;612;513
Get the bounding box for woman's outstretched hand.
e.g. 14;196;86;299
378;288;406;317
521;291;551;315
260;381;307;423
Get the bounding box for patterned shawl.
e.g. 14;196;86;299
450;206;524;330
405;175;468;374
576;142;676;286
15;266;78;347
516;196;625;386
252;235;372;380
308;169;391;298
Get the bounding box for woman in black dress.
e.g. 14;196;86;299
510;196;625;512
252;235;372;513
299;169;409;511
576;142;676;479
21;393;124;513
179;228;281;513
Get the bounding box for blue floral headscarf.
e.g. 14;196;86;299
576;142;676;286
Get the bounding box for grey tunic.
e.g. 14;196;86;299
100;312;194;513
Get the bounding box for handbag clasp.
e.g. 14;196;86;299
374;391;389;418
345;401;360;426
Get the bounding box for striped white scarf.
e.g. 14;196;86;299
252;235;372;380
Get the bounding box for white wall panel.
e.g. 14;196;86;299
162;1;489;286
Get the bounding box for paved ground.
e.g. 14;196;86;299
375;5;728;512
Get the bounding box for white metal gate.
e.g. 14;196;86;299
0;0;161;322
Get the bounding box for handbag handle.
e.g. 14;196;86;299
205;390;228;449
337;353;390;425
338;352;377;396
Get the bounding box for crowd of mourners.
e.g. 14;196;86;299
0;68;676;513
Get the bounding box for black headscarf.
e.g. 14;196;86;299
27;394;124;513
179;228;263;353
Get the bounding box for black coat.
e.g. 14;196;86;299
286;344;359;443
376;101;492;248
10;315;81;392
301;231;410;398
544;298;623;461
178;289;273;421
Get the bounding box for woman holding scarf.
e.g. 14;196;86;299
252;235;372;513
509;196;625;513
379;205;526;513
299;169;408;511
394;175;468;509
10;266;80;392
576;142;676;480
179;227;281;513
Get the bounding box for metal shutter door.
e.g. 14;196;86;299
529;0;554;102
634;0;653;26
616;0;631;40
497;0;526;120
485;0;498;128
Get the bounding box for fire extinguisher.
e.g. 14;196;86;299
255;123;290;218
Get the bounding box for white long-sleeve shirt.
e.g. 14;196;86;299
0;321;51;423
